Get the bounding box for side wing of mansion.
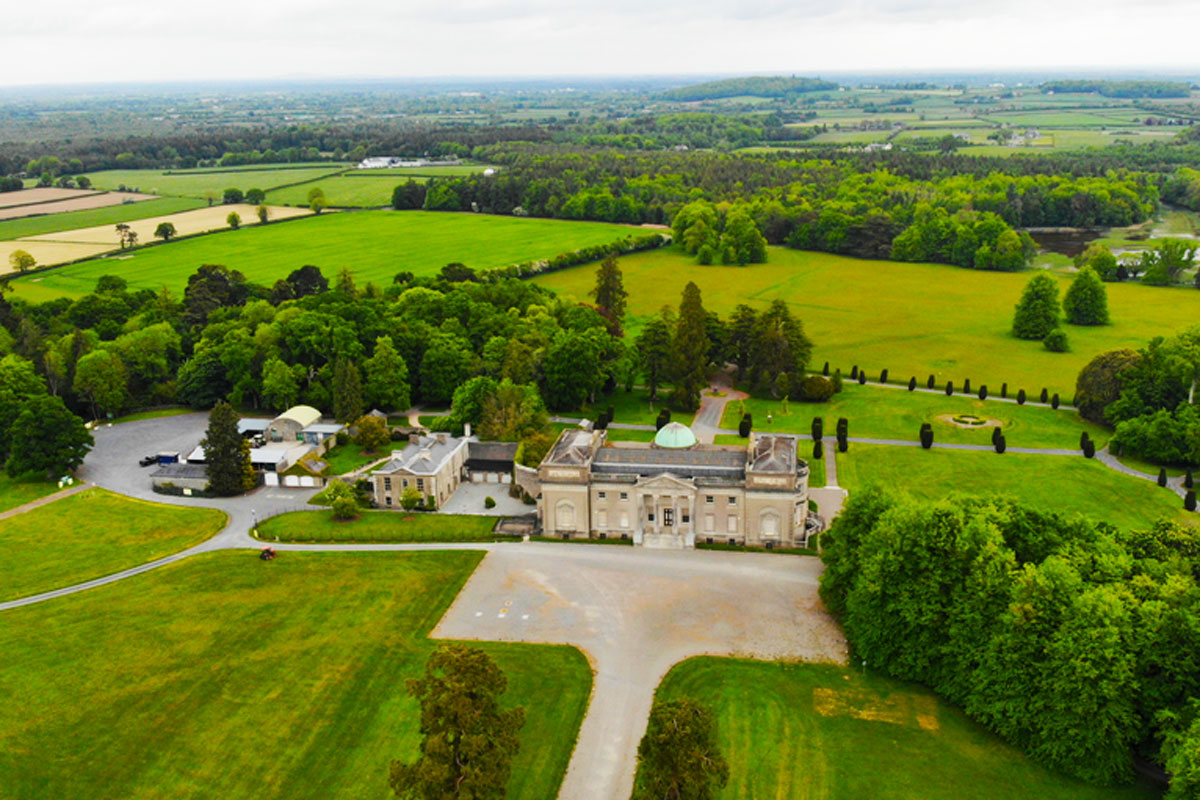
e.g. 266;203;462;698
537;422;810;549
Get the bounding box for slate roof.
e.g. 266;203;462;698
749;434;798;474
544;430;597;467
151;463;209;480
592;446;745;480
375;435;467;476
467;441;518;463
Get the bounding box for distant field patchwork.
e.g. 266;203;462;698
81;166;350;198
10;210;644;300
266;175;409;208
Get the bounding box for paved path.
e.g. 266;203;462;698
691;378;747;444
0;481;91;522
431;543;846;800
1096;445;1190;498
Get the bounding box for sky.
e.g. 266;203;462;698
3;0;1200;86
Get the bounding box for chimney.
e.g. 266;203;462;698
436;432;449;445
409;433;422;446
464;422;472;438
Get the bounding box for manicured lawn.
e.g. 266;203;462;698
322;442;389;475
836;445;1195;531
646;657;1158;800
12;210;643;301
0;472;60;514
0;196;202;240
534;244;1200;396
80;165;350;198
720;383;1108;449
257;510;499;542
0;488;226;602
0;550;591;800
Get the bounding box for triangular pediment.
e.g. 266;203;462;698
634;473;695;491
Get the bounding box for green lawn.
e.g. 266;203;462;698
351;164;496;177
13;211;643;301
257;510;499;542
566;389;694;427
0;196;203;240
80;165;351;198
0;488;226;602
322;442;388;475
267;175;410;208
836;445;1195;531
0;472;60;514
645;657;1158;800
534;245;1200;397
720;383;1109;449
0;550;590;800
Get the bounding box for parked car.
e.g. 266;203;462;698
138;455;158;467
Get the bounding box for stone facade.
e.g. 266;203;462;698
536;425;810;549
372;433;468;510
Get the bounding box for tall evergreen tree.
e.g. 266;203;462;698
332;358;365;423
1012;272;1061;340
636;314;674;400
749;299;813;396
670;282;710;412
590;253;628;330
202;401;254;496
363;335;411;412
390;645;524;800
1063;266;1110;326
725;304;758;378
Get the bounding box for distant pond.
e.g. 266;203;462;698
1026;229;1116;258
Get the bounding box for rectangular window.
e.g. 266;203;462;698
705;495;714;504
619;492;628;501
416;478;424;491
663;508;675;526
728;496;737;506
598;491;606;500
401;479;408;489
647;512;655;522
385;496;392;507
383;477;392;490
727;516;738;533
682;512;690;524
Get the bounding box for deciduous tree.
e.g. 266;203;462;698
1012;272;1061;340
1063;266;1110;325
633;698;729;800
5;395;92;478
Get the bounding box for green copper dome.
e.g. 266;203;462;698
654;421;698;449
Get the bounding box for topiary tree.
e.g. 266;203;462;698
994;435;1006;454
879;369;888;384
1043;328;1070;352
1017;389;1027;405
908;377;917;391
822;361;829;376
992;426;1002;445
1186;470;1195;489
920;423;934;449
1159;468;1169;487
978;385;988;400
945;381;954;396
485;496;496;509
1051;393;1060;409
1001;382;1008;398
857;371;866;385
811;417;823;441
1080;431;1091;450
963;379;971;395
1012;272;1061;340
813;440;823;460
837;435;848;453
849;365;858;380
1063;265;1110;326
836;418;848;436
656;409;670;431
737;417;751;437
927;375;935;389
1083;439;1096;458
1187;490;1197;512
1040;388;1049;403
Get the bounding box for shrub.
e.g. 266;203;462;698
737;418;751;437
908;377;917;391
879;369;889;384
1080;431;1091;450
945;381;954;396
857;371;867;386
836;417;848;435
400;486;422;510
1043;329;1070;352
963;379;972;394
1017;389;1026;405
336;431;350;446
850;365;859;380
797;375;835;403
1051;393;1060;410
1159;468;1169;487
1186;470;1195;489
485;496;496;509
822;361;829;376
1040;388;1050;403
1187;490;1197;512
812;417;823;441
994;435;1006;454
920;424;934;449
837;436;848;453
927;375;935;389
1083;439;1096;458
655;409;670;430
831;370;843;393
813;440;824;460
1001;382;1008;398
992;426;1002;445
978;385;988;400
331;496;359;521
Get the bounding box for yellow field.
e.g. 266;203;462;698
0;192;157;221
20;204;313;246
0;188;98;209
0;241;113;274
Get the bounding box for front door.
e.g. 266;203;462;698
662;508;675;527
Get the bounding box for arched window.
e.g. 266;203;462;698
556;500;576;530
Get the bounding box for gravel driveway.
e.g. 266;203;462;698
432;542;847;800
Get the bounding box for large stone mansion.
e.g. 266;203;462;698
536;422;810;549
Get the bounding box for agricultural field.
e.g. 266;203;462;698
257;510;499;543
646;657;1159;800
266;175;408;208
349;163;496;177
835;445;1194;531
10;210;643;301
720;383;1110;449
0;187;98;208
0;550;591;800
0;240;113;274
0;190;156;220
534;244;1200;396
80;165;350;199
0;196;203;240
0;488;226;603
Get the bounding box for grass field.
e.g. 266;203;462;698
256;510;499;542
12;211;642;301
836;445;1194;531
0;472;59;514
534;245;1200;396
720;383;1109;449
351;164;495;177
322;442;389;475
0;488;226;602
646;657;1158;800
81;166;350;198
267;175;406;208
0;550;591;800
0;196;203;240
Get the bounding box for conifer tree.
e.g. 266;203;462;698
333;358;365;423
1012;272;1061;339
363;335;411;412
590;253;628;328
202;401;254;496
670;282;710;412
1063;265;1110;325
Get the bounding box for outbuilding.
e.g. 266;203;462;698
267;405;321;443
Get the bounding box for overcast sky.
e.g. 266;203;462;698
3;0;1199;86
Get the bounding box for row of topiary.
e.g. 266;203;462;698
821;361;1065;408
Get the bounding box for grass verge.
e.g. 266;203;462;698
256;509;499;543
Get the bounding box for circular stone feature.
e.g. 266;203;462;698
653;421;698;449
